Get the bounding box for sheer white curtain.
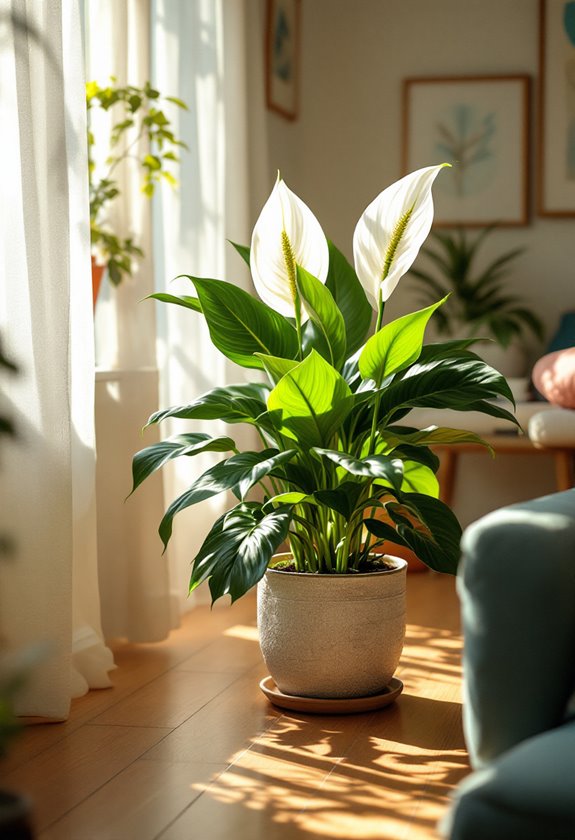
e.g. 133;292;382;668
151;0;268;608
84;0;179;643
0;0;113;719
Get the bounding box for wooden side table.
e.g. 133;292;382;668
434;435;575;508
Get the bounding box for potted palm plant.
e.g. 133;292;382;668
408;225;544;377
132;165;517;706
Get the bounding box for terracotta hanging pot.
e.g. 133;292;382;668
91;257;105;311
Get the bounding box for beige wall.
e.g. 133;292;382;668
265;0;573;344
261;0;573;524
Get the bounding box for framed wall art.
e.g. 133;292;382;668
265;0;301;120
538;0;575;216
402;75;530;226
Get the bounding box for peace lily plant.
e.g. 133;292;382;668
132;164;517;604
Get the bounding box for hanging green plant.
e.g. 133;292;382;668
87;78;188;287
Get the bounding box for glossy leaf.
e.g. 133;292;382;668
255;354;298;386
188;276;298;368
267;350;353;448
313;448;404;492
326;241;372;355
359;297;448;384
190;504;292;603
400;461;439;497
146;383;270;427
296;265;346;369
314;482;368;519
146;292;202;312
365;493;462;574
378;358;516;422
229;240;250;267
385;425;494;454
131;433;235;494
158;449;294;548
388;493;462;574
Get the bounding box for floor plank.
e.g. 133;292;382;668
4;724;171;833
4;573;469;840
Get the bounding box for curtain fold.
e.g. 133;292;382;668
151;0;268;609
0;0;113;719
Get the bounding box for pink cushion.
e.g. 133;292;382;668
532;348;575;408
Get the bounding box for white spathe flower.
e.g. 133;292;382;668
353;164;449;308
250;175;329;320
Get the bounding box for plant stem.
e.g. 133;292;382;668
367;292;386;456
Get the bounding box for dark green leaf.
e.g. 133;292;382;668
228;241;251;267
313;448;404;492
146;292;202;313
326;241;372;355
146;383;270;427
296;265;346;369
131;433;235;494
378;358;516;422
186;276;298;369
387;493;462;574
190;504;292;603
314;482;367;519
158;449;292;548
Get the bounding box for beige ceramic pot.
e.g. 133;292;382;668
257;555;407;699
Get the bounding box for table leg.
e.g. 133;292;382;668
554;451;574;491
438;449;458;507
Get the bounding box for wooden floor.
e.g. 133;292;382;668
1;573;469;839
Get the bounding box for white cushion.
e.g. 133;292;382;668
528;409;575;447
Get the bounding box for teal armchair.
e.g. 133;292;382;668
441;490;575;840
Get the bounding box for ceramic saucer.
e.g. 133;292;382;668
259;675;403;714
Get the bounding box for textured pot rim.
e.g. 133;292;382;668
266;553;407;578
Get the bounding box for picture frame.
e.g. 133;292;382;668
538;0;575;216
402;75;530;227
265;0;301;120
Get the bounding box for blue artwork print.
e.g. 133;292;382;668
433;104;496;197
273;6;292;82
563;2;575;179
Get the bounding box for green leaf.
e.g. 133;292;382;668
158;449;292;548
235;448;297;499
267;350;353;448
313;482;368;519
359;297;448;385
255;354;298;386
378;358;516;423
263;491;314;512
389;443;440;473
326;241;372;355
313;449;404;493
146;383;270;427
385;425;494;454
228;241;251;267
400;461;439;497
188;277;298;369
190;504;292;603
296;265;346;369
388;494;462;574
416;339;482;364
146;292;202;313
165;95;189;110
131;433;235;494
